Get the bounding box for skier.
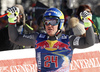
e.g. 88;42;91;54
7;6;95;72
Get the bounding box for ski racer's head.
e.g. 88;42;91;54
43;8;64;36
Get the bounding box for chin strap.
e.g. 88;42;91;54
55;29;62;36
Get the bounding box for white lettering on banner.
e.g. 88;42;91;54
24;64;37;72
0;64;37;72
0;66;9;72
70;57;100;70
10;65;26;72
37;52;41;70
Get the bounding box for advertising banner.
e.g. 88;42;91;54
0;43;100;72
0;49;37;72
70;43;100;72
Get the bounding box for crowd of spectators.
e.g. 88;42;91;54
0;1;100;51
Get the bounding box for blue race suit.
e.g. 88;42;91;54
35;33;73;72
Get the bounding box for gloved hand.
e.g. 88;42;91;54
7;6;19;25
80;11;92;28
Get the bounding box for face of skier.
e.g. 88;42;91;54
45;24;58;36
44;17;59;36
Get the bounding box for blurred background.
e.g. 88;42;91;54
0;0;100;50
0;0;100;30
0;0;100;14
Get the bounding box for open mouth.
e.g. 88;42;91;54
48;29;52;30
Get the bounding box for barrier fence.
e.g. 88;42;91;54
0;43;100;72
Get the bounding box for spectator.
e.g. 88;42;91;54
37;14;46;33
76;5;92;24
65;5;92;36
0;4;34;51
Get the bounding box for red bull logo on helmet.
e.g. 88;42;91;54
36;40;71;51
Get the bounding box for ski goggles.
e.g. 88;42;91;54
43;17;59;26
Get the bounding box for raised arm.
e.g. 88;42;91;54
8;24;38;47
69;26;95;49
69;11;95;49
7;6;38;47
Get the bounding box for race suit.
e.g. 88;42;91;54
8;24;95;72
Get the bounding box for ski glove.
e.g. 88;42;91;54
80;11;92;28
7;6;19;25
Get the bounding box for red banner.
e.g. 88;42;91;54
70;51;100;72
0;58;37;72
0;44;100;72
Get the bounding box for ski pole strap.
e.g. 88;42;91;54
88;18;100;41
88;18;99;35
92;23;99;36
0;13;8;18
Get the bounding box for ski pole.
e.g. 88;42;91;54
0;13;8;18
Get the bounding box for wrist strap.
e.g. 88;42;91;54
85;27;89;30
9;23;16;25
